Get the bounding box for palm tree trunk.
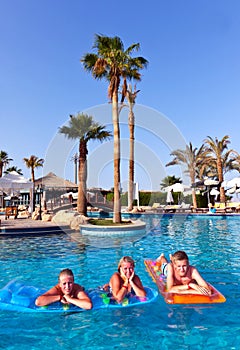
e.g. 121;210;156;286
217;162;224;203
219;186;226;203
128;110;135;211
31;168;35;211
189;171;197;209
112;92;121;223
77;140;87;215
217;160;225;203
191;188;197;209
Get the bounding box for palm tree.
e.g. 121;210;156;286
81;34;148;223
160;175;182;190
23;155;44;183
231;152;240;172
202;135;237;203
0;151;13;177
166;142;205;209
59;113;112;215
23;155;44;211
4;166;23;175
125;84;140;211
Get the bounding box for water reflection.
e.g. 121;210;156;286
68;230;148;248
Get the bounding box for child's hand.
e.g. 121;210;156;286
60;295;68;304
129;271;135;282
120;268;128;282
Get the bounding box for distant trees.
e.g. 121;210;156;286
166;136;240;206
166;142;205;208
4;166;23;175
160;175;182;190
23;155;44;211
231;153;240;173
201;136;237;203
0;151;13;177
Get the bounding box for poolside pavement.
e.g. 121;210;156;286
0;217;71;236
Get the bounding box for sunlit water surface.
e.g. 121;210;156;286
0;214;239;349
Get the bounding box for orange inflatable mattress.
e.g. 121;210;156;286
144;259;226;304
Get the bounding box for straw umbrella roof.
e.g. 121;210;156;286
35;172;77;189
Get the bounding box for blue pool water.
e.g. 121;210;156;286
0;214;240;349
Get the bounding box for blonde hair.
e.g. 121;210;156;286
58;268;74;281
118;256;135;272
172;251;189;262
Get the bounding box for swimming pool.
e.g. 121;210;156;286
0;214;239;349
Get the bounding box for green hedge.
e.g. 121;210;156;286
107;191;209;208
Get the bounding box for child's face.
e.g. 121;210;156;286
59;274;74;294
121;262;134;278
173;259;189;277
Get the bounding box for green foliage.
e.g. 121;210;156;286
89;219;132;226
181;194;192;205
59;114;112;142
136;192;166;206
147;192;166;205
121;192;128;206
0;151;13;177
196;193;208;208
120;191;194;207
106;192;114;202
81;34;148;101
109;191;168;206
160;175;182;189
138;192;150;206
4;166;23;175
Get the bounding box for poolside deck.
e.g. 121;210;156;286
0;217;71;236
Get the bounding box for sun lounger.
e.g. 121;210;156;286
175;203;192;213
163;205;181;213
192;208;209;213
214;202;238;214
151;203;161;210
146;203;165;213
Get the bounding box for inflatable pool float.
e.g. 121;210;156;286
0;279;158;312
144;259;226;304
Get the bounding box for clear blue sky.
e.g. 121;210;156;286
1;0;240;191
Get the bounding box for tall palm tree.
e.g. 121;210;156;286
81;34;148;223
202;135;237;203
0;151;13;177
4;166;23;175
125;84;140;211
59;113;112;215
166;142;205;209
23;155;44;211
